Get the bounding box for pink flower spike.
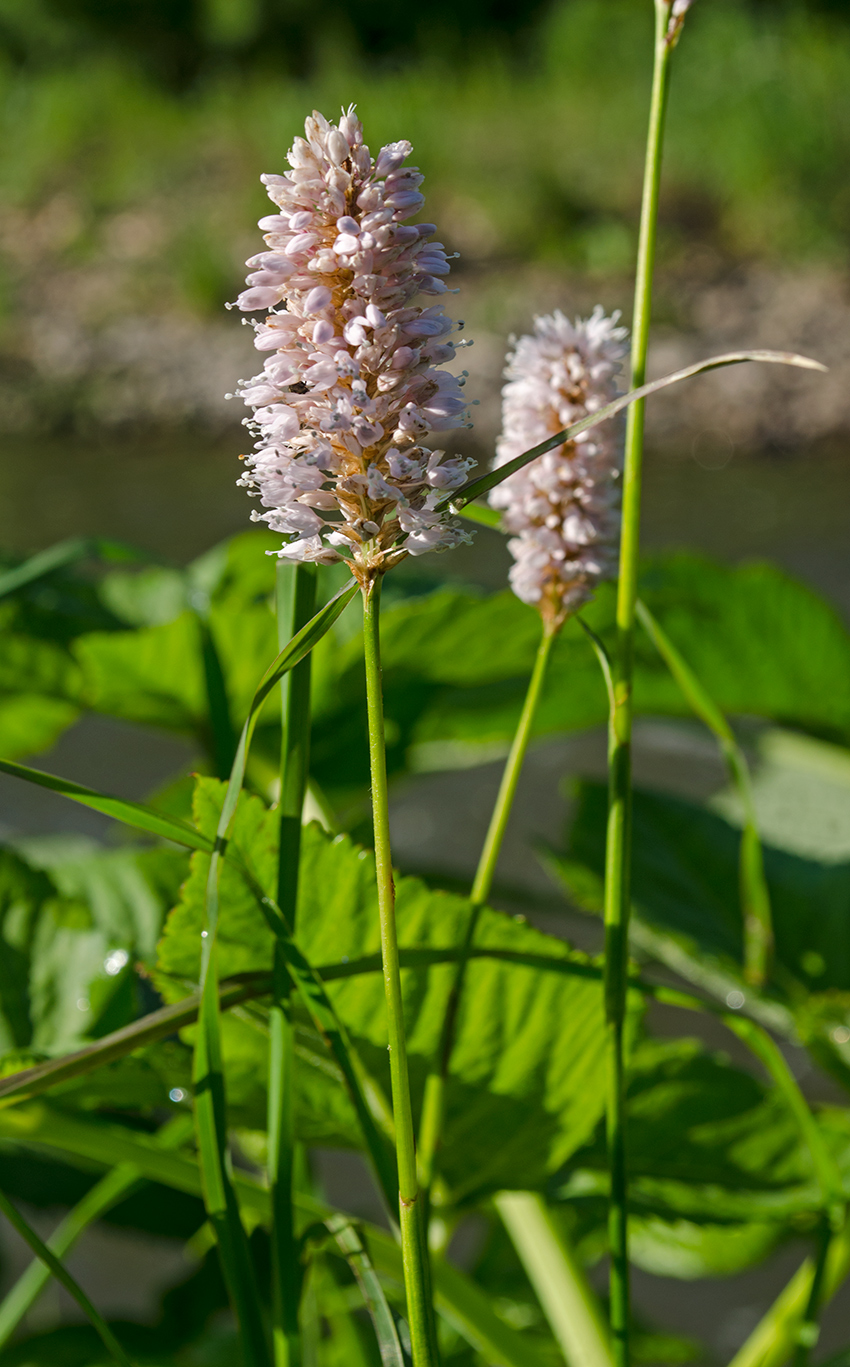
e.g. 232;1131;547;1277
490;307;629;630
229;106;476;582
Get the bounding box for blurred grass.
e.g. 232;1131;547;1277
0;0;848;326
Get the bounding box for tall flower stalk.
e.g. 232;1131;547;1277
418;307;627;1203
234;107;476;1365
604;4;692;1361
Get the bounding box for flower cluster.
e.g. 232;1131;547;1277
489;307;629;630
231;107;475;582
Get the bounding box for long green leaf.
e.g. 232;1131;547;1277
0;757;214;851
0;1104;545;1367
0;942;601;1112
636;597;773;986
0;972;271;1107
457;502;503;530
444;350;825;510
0;1113;191;1347
325;1214;404;1367
197;614;239;780
0;1164;141;1348
0;1184;134;1367
495;1191;613;1367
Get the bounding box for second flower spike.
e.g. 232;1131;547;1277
490;307;629;631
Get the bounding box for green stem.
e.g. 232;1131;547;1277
604;6;677;1362
362;575;439;1367
269;560;317;1367
417;622;556;1197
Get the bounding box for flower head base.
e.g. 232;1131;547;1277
489;307;628;631
231;107;475;584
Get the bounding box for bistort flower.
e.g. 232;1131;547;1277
230;106;475;583
489;307;629;630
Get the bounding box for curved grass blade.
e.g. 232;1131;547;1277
444;350;825;512
0;1114;191;1348
0;944;601;1111
0;757;214;851
635;598;773;986
193;944;271;1367
0;1184;134;1367
243;883;399;1213
325;1214;404;1367
495;1191;613;1367
0;1164;141;1348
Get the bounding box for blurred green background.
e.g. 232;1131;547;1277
1;0;849;307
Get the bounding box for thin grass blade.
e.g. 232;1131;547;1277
0;1185;135;1367
193;945;271;1367
445;350;825;511
0;1164;141;1348
0;973;271;1108
0;536;150;600
325;1214;405;1367
0;758;213;851
457;502;503;529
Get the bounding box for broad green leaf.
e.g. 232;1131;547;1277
563;1038;825;1224
0;836;187;1060
558;1038;828;1279
157;778;609;1198
74;613;206;731
0;627;84;703
627;1216;782;1279
309;554;850;800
